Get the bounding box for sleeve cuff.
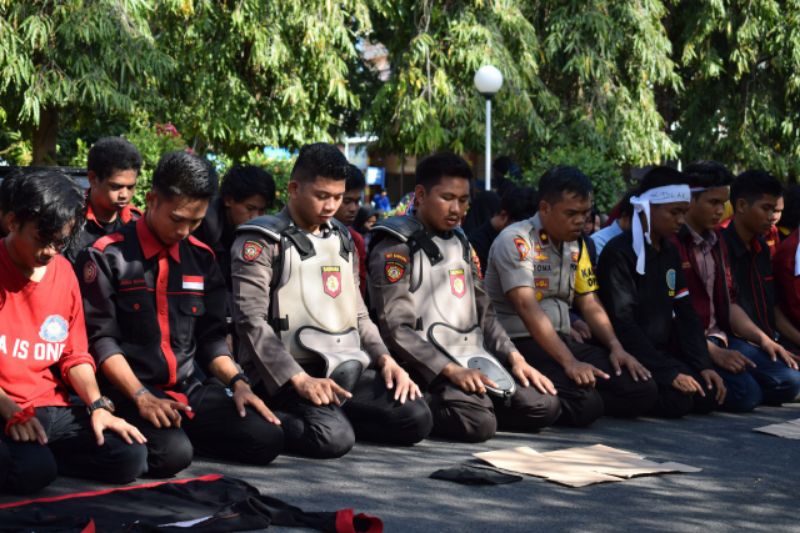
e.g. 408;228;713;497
59;354;97;385
93;337;124;366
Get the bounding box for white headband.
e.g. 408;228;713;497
630;184;691;275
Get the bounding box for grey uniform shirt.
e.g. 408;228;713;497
368;227;517;386
231;209;389;395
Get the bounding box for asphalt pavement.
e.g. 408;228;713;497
2;404;799;532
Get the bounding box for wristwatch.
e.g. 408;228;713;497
228;372;251;390
87;396;115;415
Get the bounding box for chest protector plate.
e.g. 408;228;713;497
238;216;369;391
373;217;515;399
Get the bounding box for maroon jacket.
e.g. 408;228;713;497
670;225;735;335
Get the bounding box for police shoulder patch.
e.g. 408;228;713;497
513;236;530;261
385;261;406;283
82;260;98;284
242;240;263;262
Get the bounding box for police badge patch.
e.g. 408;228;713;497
39;315;69;343
242;240;263;262
513;237;530;261
322;266;342;298
384;261;405;283
83;260;97;284
449;268;466;298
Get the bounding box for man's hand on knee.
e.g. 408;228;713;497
290;372;352;406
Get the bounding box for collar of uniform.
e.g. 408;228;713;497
136;216;180;262
281;206;334;236
686;223;717;249
85;195;136;228
530;213;554;248
724;223;762;258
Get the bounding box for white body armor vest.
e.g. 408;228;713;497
238;216;370;390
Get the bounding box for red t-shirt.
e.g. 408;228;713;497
0;239;95;408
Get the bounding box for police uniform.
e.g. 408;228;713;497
484;214;658;426
77;217;284;477
64;200;141;264
231;208;432;459
368;216;561;443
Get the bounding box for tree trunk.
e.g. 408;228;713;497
32;108;59;165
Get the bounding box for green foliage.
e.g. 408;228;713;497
213;149;296;211
2;0;800;188
0;0;172;161
524;145;628;212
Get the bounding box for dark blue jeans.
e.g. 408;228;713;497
0;405;148;494
718;338;800;411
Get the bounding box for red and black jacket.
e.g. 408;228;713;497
721;224;777;338
671;225;735;335
64;200;142;264
76;217;230;390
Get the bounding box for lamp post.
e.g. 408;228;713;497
473;65;504;191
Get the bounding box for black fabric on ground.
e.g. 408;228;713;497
430;464;523;485
0;475;382;533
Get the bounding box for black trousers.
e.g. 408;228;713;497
650;370;720;418
425;377;562;443
111;380;284;478
258;369;433;459
0;405;148;494
514;336;660;427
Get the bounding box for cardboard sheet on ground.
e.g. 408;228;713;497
474;444;700;488
753;418;800;439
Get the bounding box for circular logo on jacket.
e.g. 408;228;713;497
666;269;676;291
83;260;97;284
39;315;68;343
242;240;263;262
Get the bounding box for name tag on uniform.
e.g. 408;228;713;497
182;276;204;291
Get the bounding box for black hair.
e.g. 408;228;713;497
152;151;217;200
291;143;350;183
731;170;784;206
346;164;366;192
353;206;378;234
415;152;473;190
0;170;19;213
462;190;500;234
780;185;800;229
537;166;593;205
618;189;636;219
5;169;84;242
220;165;275;206
501;186;538;222
683;160;734;197
87;136;142;181
638;166;688;193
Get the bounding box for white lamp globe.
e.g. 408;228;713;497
474;65;504;96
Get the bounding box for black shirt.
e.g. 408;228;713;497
64;202;141;265
76;217;229;390
467;220;499;276
192;197;235;291
722;223;776;337
597;231;712;385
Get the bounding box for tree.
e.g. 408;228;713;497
0;0;172;163
365;0;679;173
669;0;800;180
148;0;372;158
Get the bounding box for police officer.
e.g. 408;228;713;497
232;143;432;459
485;167;658;427
369;153;561;443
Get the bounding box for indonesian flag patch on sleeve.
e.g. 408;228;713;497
182;275;204;291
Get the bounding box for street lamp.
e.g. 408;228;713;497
474;65;504;191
